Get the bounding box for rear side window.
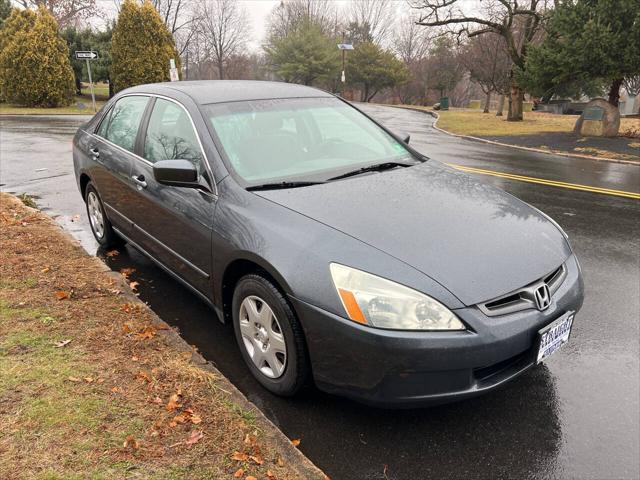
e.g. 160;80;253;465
144;98;203;171
97;96;148;153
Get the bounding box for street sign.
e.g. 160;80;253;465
75;51;98;60
337;44;354;50
169;58;179;82
74;51;99;112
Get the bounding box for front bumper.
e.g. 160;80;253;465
291;254;584;408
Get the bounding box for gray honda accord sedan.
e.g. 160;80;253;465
73;80;584;407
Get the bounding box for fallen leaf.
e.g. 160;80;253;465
123;435;139;450
191;413;202;424
120;267;136;277
129;281;140;292
244;433;257;446
84;377;94;383
122;323;132;334
245;476;257;480
233;468;244;478
131;355;138;361
266;470;277;480
291;438;301;447
111;386;122;393
68;376;81;383
166;389;182;411
231;451;249;461
185;430;203;447
53;339;71;348
249;454;263;465
136;370;152;383
55;291;70;300
169;408;194;427
41;266;50;273
276;457;284;467
105;249;119;257
136;325;156;340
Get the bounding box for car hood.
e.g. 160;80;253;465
255;161;571;306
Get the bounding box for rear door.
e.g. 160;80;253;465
90;95;150;235
121;96;216;296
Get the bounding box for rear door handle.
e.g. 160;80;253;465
89;147;99;158
131;174;147;189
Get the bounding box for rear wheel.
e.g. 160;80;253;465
85;182;123;248
232;274;309;396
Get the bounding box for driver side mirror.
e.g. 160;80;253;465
153;159;199;188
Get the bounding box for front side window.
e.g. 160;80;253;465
144;98;203;171
206;97;416;186
97;96;148;153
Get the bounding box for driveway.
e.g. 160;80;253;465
1;107;638;480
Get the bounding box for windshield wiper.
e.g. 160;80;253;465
246;181;325;191
327;162;416;181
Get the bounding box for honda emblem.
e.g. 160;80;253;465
534;284;551;310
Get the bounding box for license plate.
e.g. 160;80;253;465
536;312;574;364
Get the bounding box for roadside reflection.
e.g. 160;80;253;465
100;245;561;480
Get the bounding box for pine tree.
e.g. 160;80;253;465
522;0;640;106
0;7;75;107
110;0;180;93
264;20;340;86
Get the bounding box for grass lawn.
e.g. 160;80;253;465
81;81;110;100
399;105;640;138
0;193;322;480
0;94;106;115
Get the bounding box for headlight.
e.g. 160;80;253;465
329;263;465;331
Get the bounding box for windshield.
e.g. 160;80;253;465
205;97;417;186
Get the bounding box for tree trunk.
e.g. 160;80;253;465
218;63;224;80
75;76;82;96
483;91;491;113
507;81;523;121
607;78;623;106
496;94;505;116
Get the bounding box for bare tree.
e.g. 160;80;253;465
266;0;338;44
196;0;251;80
346;0;395;45
393;13;431;65
460;33;512;113
15;0;97;27
412;0;550;121
624;76;640;97
149;0;190;34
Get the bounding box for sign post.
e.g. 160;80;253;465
74;51;99;112
337;42;354;84
169;59;179;82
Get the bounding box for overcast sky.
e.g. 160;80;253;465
93;1;421;51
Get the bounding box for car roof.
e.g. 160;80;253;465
123;80;333;105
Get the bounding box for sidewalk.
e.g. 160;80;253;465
0;193;325;480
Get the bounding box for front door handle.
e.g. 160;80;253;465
89;147;99;158
131;174;147;189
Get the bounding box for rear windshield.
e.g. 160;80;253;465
205;97;414;185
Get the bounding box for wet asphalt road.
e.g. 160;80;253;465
1;107;639;480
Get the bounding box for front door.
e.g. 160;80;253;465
123;97;216;296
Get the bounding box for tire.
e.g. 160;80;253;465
232;274;309;396
84;182;124;248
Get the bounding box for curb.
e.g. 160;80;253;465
391;105;640;166
33;199;327;480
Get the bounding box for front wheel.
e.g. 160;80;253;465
232;274;309;396
85;182;123;248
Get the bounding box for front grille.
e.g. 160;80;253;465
477;264;567;317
